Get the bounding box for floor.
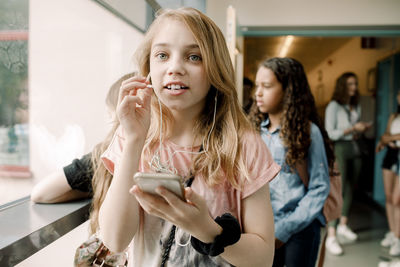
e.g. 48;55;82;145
324;195;398;267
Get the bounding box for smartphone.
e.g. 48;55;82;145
133;172;185;200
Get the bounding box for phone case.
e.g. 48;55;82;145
133;172;185;200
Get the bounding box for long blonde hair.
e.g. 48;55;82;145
89;73;135;234
90;7;254;233
135;7;253;187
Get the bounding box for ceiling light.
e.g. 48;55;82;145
279;35;294;57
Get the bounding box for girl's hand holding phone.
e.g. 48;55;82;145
353;122;367;133
129;184;222;243
117;76;153;139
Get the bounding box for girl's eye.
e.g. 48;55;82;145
156;53;168;60
188;54;201;62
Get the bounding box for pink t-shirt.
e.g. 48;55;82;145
101;126;280;267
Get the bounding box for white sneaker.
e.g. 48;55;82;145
381;232;396;247
325;236;343;255
389;238;400;256
337;224;358;241
378;261;390;267
378;260;400;267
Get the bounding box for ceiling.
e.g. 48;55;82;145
243;36;353;78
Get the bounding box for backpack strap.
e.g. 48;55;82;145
295;159;309;187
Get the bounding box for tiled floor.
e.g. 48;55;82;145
324;196;398;267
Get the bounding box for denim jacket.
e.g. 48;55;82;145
260;119;330;243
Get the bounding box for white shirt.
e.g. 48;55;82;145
390;115;400;147
325;100;361;141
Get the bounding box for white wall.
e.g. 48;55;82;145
29;0;143;180
207;0;400;35
102;0;148;30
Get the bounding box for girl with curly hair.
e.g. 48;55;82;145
248;57;333;267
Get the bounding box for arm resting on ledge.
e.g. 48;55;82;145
31;170;89;203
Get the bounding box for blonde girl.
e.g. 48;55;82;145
98;7;280;267
248;57;333;267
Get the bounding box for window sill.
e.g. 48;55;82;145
0;197;90;266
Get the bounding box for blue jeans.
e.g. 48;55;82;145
273;219;321;267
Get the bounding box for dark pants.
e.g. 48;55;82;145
273;219;321;267
329;140;362;228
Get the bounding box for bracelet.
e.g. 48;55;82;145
190;213;241;256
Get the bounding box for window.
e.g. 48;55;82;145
0;0;30;185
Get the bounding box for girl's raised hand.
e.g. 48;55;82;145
375;140;384;153
117;76;153;139
129;185;221;243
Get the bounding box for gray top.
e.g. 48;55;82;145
0;197;90;266
325;100;361;141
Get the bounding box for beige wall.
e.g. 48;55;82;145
207;0;400;35
29;0;143;180
308;37;400;108
207;1;400;109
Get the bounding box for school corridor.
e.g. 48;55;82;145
324;195;392;267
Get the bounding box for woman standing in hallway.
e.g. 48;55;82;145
375;90;400;257
324;72;372;255
248;57;332;267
